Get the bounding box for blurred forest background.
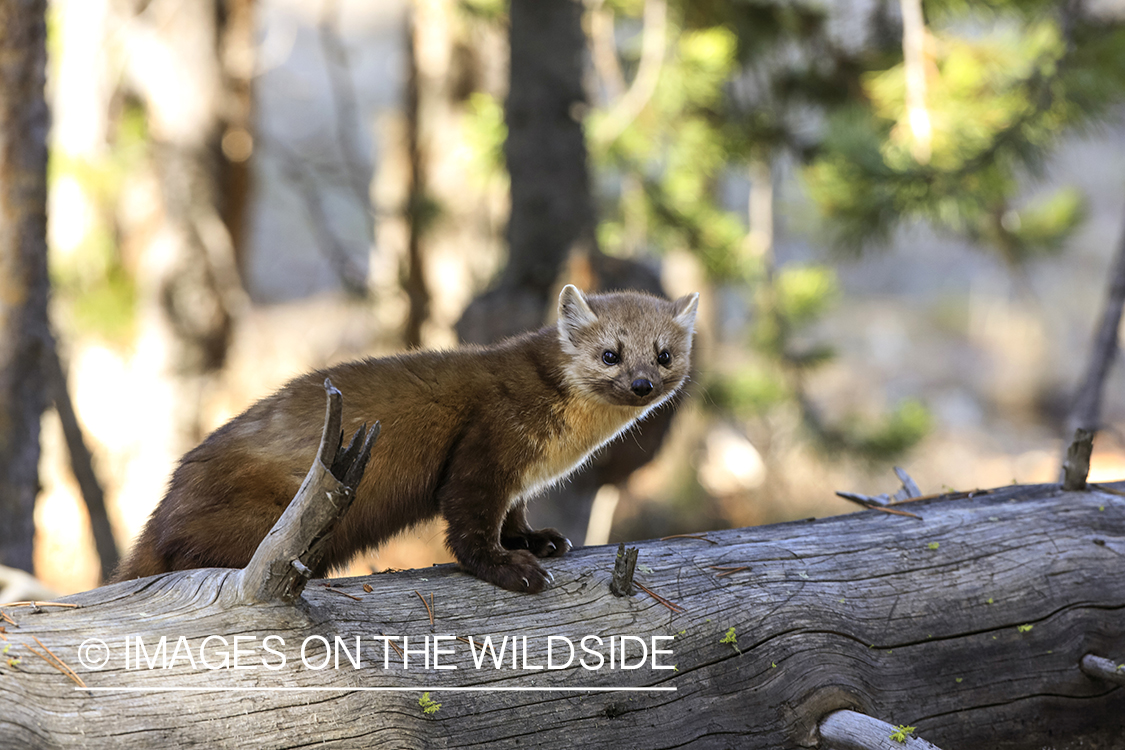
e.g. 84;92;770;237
4;0;1125;596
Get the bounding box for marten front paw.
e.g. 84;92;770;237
475;549;553;593
501;528;571;558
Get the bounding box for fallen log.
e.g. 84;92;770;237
1;387;1123;749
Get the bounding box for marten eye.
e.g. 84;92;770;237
657;350;672;367
602;350;619;365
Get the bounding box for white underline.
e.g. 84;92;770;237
77;686;676;693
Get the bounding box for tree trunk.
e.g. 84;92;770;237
503;0;594;298
217;0;257;274
0;0;50;574
455;0;681;544
456;0;595;345
3;480;1123;749
403;2;431;347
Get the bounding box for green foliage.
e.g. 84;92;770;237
889;724;916;743
750;265;838;360
48;101;148;343
711;367;790;417
774;265;838;329
802;5;1125;260
462;92;508;185
986;187;1087;261
585;0;1125;469
867;20;1064;173
719;626;741;653
806;398;932;463
587;1;933;464
466;0;1125;485
755;261;928;460
855;400;932;460
589;12;748;278
69;266;138;343
418;692;442;715
3;642;17;669
458;0;506;22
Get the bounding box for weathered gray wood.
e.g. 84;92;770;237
820;709;944;750
2;482;1124;749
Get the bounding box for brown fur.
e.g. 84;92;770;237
114;286;698;592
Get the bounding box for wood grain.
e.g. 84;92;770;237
2;482;1123;749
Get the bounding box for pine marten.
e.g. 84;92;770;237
114;285;699;592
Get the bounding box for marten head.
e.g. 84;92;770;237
556;285;698;410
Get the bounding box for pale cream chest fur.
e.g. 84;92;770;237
515;395;645;500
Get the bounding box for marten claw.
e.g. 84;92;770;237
462;549;553;593
504;528;570;558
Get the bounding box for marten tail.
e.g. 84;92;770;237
111;526;169;582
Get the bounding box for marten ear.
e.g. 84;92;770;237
673;292;699;333
557;284;598;348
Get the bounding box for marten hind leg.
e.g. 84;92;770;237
122;455;304;578
500;501;571;558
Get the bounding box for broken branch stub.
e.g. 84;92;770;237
820;709;946;750
1062;428;1095;491
1080;653;1125;686
610;542;638;596
237;378;380;604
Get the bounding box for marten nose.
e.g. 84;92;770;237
631;378;654;397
